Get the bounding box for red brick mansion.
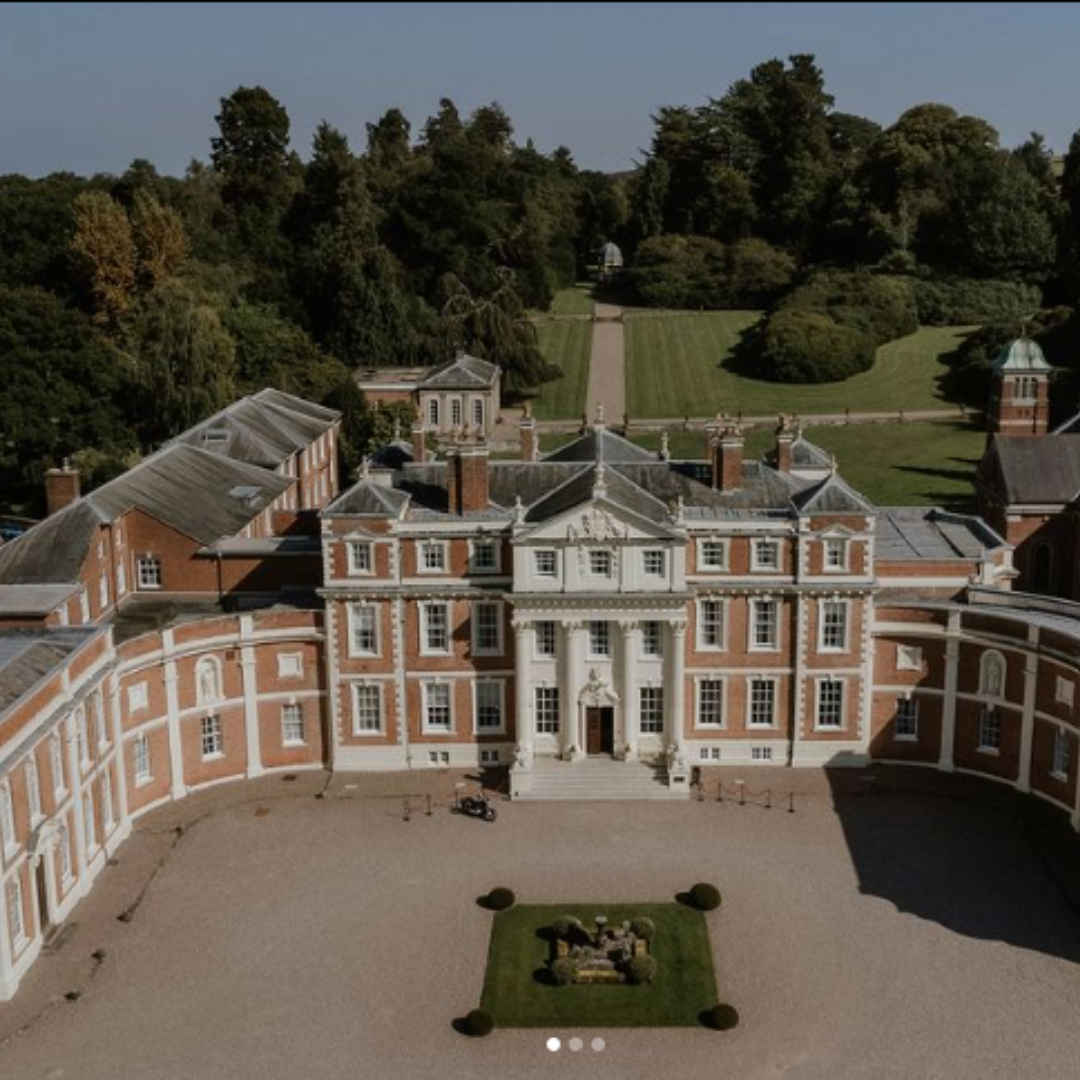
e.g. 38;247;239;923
2;349;1080;998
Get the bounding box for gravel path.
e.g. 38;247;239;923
586;303;626;423
2;769;1079;1080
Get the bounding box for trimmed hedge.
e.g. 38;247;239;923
690;883;722;911
705;1003;740;1031
487;887;516;911
551;957;579;986
630;916;656;941
912;277;1042;326
626;955;658;985
464;1009;495;1037
758;309;873;383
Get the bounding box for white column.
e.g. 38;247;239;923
0;869;13;999
667;621;687;754
1017;626;1039;793
513;620;534;763
620;621;640;759
64;717;89;897
561;622;583;758
108;673;130;832
163;653;186;801
938;611;961;772
239;617;263;779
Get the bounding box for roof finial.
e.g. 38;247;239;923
593;459;608;497
594;400;606;430
830;453;838;477
513;494;526;524
360;456;372;479
659;429;670;461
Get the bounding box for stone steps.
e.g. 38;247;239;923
515;759;683;801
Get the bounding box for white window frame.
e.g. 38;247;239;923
643;550;666;577
420;601;451;656
472;398;485;429
535;686;560;735
814;679;845;730
695;678;725;729
751;538;780;572
823;537;849;572
642;621;663;658
450;397;463;428
8;877;25;949
200;714;224;760
697;598;726;652
639;686;664;734
588;549;613;577
588;620;611;659
347;540;374;576
348;602;381;657
895;697;919;741
534;549;557;578
698;538;728;572
747;677;777;729
25;757;41;825
59;819;73;886
282;703;305;746
819;599;849;653
116;558;127;597
472;601;504;656
79;590;90;624
83;790;97;853
977;706;1000;754
474;680;506;735
979;651;1006;698
352;683;384;736
133;733;152;787
51;732;66;798
101;769;114;832
76;706;90;767
422;682;454;734
418;541;448;574
0;780;15;855
1056;677;1075;707
469;539;499;574
277;652;304;680
427;398;439;427
136;555;162;590
1052;727;1071;779
751;746;774;762
749;598;779;652
127;682;148;714
535;621;557;659
896;645;923;673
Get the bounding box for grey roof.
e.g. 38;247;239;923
168;390;339;469
600;242;623;263
0;629;96;715
0;584;79;617
764;434;832;471
370;441;414;470
791;473;875;514
875;508;1004;561
1051;413;1080;435
546;429;656;464
985;436;1080;505
993;337;1052;373
0;445;292;586
525;464;671;525
419;352;499;390
326;481;412;517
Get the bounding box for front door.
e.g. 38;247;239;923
35;858;51;936
586;707;615;755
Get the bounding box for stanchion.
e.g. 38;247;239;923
738;779;746;806
765;789;771;810
403;796;411;822
426;795;433;817
788;791;795;814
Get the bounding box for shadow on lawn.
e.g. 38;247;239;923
827;766;1080;965
892;456;980;512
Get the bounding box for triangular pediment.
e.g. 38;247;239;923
514;496;682;544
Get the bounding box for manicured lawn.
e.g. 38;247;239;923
532;321;592;420
549;285;596;316
480;903;717;1028
625;315;976;418
541;420;985;509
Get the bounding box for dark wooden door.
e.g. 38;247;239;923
586;707;602;754
600;707;614;754
35;859;50;935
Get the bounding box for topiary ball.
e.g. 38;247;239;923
705;1003;739;1031
630;916;656;941
487;887;516;911
551;957;579;986
690;883;722;911
626;955;657;985
464;1009;495;1037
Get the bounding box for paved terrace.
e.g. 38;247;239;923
2;767;1079;1080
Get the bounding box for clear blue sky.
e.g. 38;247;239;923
2;2;1079;178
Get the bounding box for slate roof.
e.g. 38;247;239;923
790;473;875;514
0;629;96;715
545;429;656;464
876;508;1005;561
985;436;1080;505
525;464;672;525
764;434;833;471
0;584;80;617
418;352;499;390
325;482;412;517
0;446;292;586
168;390;339;469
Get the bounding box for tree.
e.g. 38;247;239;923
71;191;138;328
131;192;188;290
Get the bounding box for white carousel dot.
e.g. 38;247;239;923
591;1037;606;1052
546;1037;561;1052
569;1037;583;1052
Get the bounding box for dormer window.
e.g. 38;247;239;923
824;538;848;572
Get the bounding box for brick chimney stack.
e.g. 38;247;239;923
519;402;539;463
411;420;427;464
45;459;81;516
775;414;796;474
448;430;490;515
712;424;744;492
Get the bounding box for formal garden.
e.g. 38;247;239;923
466;885;737;1034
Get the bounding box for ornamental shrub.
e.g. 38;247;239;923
464;1009;495;1037
705;1003;740;1031
551;957;579;986
487;887;515;911
912;277;1042;326
690;883;722;911
757;309;873;383
553;916;581;939
626;955;658;985
629;916;656;941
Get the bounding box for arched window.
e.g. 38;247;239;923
195;657;223;707
1032;542;1054;595
979;651;1006;698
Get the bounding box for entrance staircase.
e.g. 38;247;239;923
514;757;683;801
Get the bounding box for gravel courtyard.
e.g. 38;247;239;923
2;768;1080;1080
